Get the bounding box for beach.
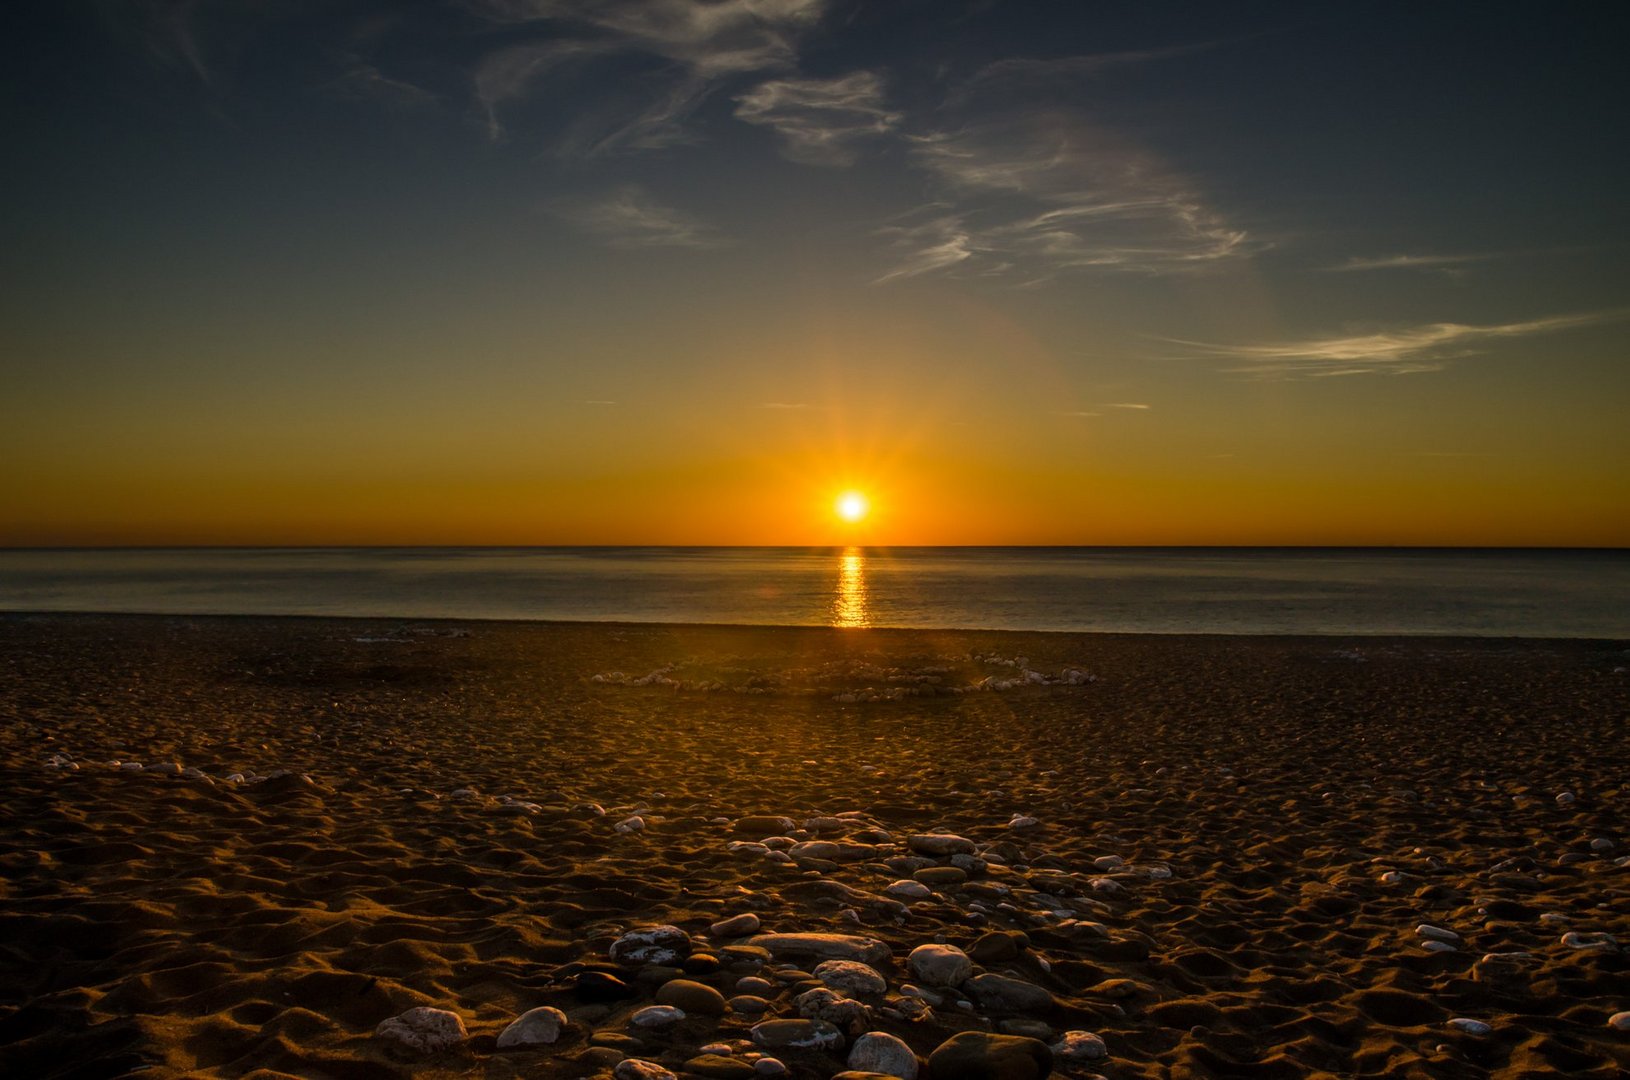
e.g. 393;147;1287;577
2;613;1627;1079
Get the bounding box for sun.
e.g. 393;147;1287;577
835;491;869;523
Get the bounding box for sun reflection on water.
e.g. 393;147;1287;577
831;547;870;628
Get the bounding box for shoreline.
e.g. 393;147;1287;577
5;609;1629;646
2;614;1626;1078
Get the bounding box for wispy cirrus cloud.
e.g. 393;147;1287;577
879;48;1254;283
1170;310;1624;378
734;71;900;165
468;0;829;149
563;185;729;248
1321;252;1500;273
1104;402;1150;409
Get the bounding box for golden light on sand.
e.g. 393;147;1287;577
835;491;870;523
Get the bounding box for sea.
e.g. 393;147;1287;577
1;547;1626;637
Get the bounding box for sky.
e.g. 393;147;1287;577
2;0;1628;546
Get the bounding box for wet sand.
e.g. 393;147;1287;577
1;613;1627;1079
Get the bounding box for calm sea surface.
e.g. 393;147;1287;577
0;548;1626;637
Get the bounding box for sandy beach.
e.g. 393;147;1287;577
1;613;1626;1079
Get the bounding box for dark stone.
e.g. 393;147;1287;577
927;1032;1052;1080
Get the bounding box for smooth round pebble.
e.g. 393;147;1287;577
1447;1018;1492;1036
615;1060;678;1080
848;1032;919;1079
908;943;972;988
630;1005;686;1028
496;1005;567;1049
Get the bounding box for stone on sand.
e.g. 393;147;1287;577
907;943;972;988
611;925;692;966
711;913;761;937
496;1005;568;1049
965;973;1054;1012
656;979;727;1015
1447;1018;1492;1036
908;833;977;856
615;1060;678;1080
814;959;888;997
1608;1011;1630;1031
848;1031;919;1079
1050;1031;1107;1063
750;1018;846;1051
748;932;890;966
928;1032;1052;1080
686;1054;758;1079
630;1005;686;1028
375;1007;468;1055
885;880;931;900
796;987;871;1028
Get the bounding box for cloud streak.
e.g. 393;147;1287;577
734;72;900;165
878;55;1254;283
1170;311;1624;377
563;185;729;248
468;0;829;148
1321;253;1500;273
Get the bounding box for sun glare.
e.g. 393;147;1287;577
836;491;869;523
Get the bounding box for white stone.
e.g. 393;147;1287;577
1421;940;1456;953
885;880;931;900
496;1006;567;1048
848;1031;918;1079
374;1007;467;1055
1447;1018;1491;1036
907;943;971;988
1561;931;1617;950
630;1005;685;1027
1556;791;1575;805
610;925;691;965
615;815;646;833
1416;924;1460;943
1008;815;1040;829
1052;1031;1108;1063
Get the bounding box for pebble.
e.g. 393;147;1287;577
1051;1031;1108;1063
630;1005;686;1028
928;1032;1053;1080
374;1007;468;1055
796;987;872;1028
1561;931;1617;950
728;996;771;1014
748;933;890;966
754;1057;789;1077
970;932;1022;963
711;913;762;938
750;1018;846;1051
685;1054;757;1080
615;1060;677;1080
736;816;797;835
908;943;972;988
1420;940;1456;954
615;815;646;833
964;972;1055;1012
1446;1018;1492;1036
1608;1011;1630;1031
848;1032;919;1079
914;866;968;886
496;1005;567;1049
736;976;777;995
1556;791;1576;805
908;833;977;856
1416;924;1460;943
885;880;932;900
655;979;727;1015
1009;815;1040;829
814;960;888;998
611;926;692;966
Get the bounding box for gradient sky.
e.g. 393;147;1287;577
3;1;1628;545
